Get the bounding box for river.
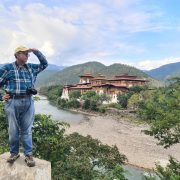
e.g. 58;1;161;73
34;95;151;180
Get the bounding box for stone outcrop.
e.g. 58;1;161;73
0;153;51;180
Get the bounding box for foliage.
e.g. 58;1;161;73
138;80;180;148
57;98;68;109
89;100;98;111
139;78;180;180
82;99;91;109
33;96;40;101
66;99;80;108
144;157;180;180
81;91;96;100
0;103;127;179
81;91;110;111
53;132;127;180
106;103;122;109
92;93;111;104
57;98;80;109
69;90;81;99
117;93;132;109
127;93;141;109
32;114;68;162
39;85;63;102
129;86;144;93
117;86;144;109
0;102;9;154
98;105;107;113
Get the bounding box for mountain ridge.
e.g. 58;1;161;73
42;61;151;87
145;62;180;80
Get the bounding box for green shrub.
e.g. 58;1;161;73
66;99;80;108
89;100;97;111
127;93;141;109
69;90;81;99
32;114;127;179
82;99;91;109
107;103;122;109
98;106;106;113
81;91;96;100
57;98;68;108
117;93;132;109
0;102;8;154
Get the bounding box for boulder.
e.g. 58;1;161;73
0;153;51;180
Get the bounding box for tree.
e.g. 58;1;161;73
69;90;81;99
33;115;128;179
66;99;80;108
82;99;91;109
139;83;180;148
127;93;141;109
144;157;180;180
92;93;111;104
57;98;67;108
129;86;144;93
81;91;96;100
139;78;180;179
39;85;63;104
117;93;131;109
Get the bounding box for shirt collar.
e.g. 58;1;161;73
15;61;27;70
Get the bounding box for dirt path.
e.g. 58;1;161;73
66;115;180;169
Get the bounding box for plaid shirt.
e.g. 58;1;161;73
0;50;48;95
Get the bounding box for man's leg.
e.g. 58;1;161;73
20;97;35;167
5;99;20;163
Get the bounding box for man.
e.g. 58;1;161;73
0;46;48;167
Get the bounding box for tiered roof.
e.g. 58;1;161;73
79;72;94;78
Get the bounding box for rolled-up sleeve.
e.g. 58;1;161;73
31;50;48;74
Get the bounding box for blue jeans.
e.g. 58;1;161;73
5;96;35;156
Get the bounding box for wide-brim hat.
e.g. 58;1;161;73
14;46;30;54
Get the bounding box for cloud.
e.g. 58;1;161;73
136;57;180;70
0;0;178;69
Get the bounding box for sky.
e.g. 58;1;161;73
0;0;180;70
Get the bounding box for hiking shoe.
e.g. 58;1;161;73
7;153;20;163
25;155;35;167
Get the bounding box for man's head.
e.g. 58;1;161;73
14;46;30;65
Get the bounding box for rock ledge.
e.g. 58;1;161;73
0;152;51;180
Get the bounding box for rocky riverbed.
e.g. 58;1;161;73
66;114;180;169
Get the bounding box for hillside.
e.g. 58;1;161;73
36;70;58;88
35;64;65;87
146;62;180;80
43;61;152;87
45;61;105;86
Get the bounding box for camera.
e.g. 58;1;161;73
26;87;37;95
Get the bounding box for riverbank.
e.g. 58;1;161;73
66;113;180;169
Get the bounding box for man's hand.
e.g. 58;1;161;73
28;48;38;53
3;94;10;102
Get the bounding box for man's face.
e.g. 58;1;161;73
16;51;30;64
